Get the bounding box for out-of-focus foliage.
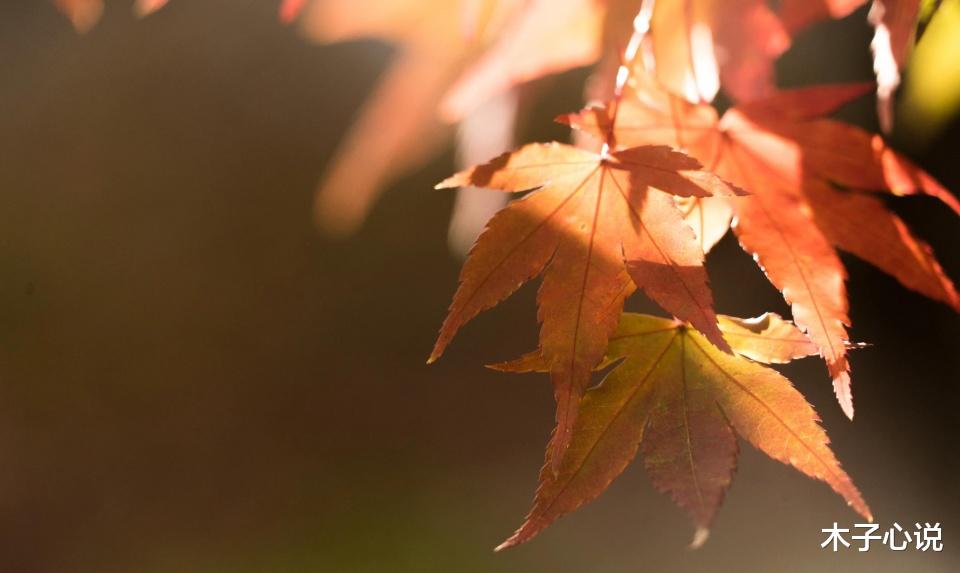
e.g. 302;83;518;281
55;0;168;32
899;0;960;146
290;0;628;246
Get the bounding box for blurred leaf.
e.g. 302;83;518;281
448;88;518;256
295;0;614;236
899;0;960;145
55;0;104;32
869;0;922;131
55;0;168;31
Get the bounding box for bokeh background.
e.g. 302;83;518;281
0;1;957;571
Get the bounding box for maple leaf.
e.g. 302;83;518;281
489;312;871;549
55;0;168;32
562;76;960;419
428;140;743;470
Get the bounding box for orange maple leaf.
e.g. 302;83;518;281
429;140;743;471
490;313;871;549
562;76;960;419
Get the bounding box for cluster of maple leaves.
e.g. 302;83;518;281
56;0;958;549
411;0;957;548
428;69;957;545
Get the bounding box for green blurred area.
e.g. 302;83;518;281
899;0;960;147
0;1;957;572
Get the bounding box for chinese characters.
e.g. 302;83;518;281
821;522;942;552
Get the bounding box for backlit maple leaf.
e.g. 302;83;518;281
428;140;743;470
563;75;960;419
490;312;871;548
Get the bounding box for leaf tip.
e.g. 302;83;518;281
278;0;303;24
842;404;854;420
495;530;527;552
428;332;453;365
727;181;750;197
698;322;734;355
485;359;517;372
832;370;855;420
689;527;710;550
715;336;734;355
848;495;873;522
841;397;855;421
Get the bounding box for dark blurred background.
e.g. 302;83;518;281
0;1;956;571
